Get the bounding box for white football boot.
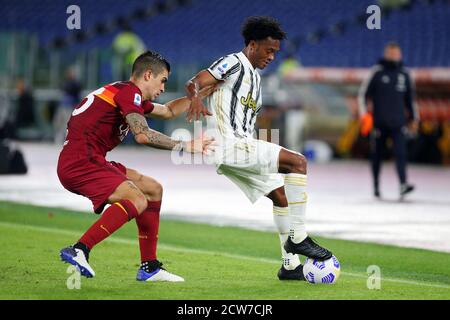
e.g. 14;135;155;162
136;260;184;282
60;246;95;278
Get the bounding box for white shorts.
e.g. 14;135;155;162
212;137;285;203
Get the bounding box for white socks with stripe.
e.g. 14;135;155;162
284;173;308;244
273;206;300;270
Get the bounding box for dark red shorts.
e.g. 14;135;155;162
57;150;128;214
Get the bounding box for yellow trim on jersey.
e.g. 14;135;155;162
234;141;251;152
95;87;118;107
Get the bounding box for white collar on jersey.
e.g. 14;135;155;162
236;51;256;72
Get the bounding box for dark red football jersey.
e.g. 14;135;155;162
63;81;154;156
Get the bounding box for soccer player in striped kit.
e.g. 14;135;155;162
185;16;332;281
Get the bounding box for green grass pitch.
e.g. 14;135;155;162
0;201;449;300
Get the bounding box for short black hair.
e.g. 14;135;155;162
131;50;171;77
241;16;287;46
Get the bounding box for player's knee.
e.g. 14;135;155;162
142;179;163;201
153;181;163;199
267;187;288;207
290;153;307;174
148;180;163;199
272;193;287;207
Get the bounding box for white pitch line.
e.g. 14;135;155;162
0;221;449;290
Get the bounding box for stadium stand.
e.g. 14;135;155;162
1;0;449;67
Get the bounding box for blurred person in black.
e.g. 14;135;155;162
0;90;14;139
358;42;419;199
15;78;36;133
53;68;82;144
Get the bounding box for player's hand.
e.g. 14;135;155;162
183;136;216;155
201;136;216;156
360;112;373;137
199;84;217;99
408;120;419;135
186;97;212;122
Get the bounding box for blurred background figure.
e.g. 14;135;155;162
112;23;146;80
278;54;301;78
14;78;38;140
358;42;419;199
53;68;81;144
0;80;28;174
0;89;14;140
277;54;306;154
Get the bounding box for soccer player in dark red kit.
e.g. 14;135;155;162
58;50;214;282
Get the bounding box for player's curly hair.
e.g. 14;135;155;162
241;16;287;46
132;50;171;77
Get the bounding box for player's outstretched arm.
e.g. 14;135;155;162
185;70;220;122
147;85;217;120
126;112;214;154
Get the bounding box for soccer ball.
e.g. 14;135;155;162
303;255;341;284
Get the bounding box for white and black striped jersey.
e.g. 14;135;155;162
205;51;262;139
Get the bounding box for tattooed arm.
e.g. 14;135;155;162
125;112;214;153
126;112;183;150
